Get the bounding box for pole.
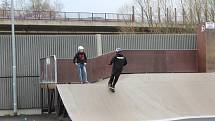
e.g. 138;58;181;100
11;0;17;116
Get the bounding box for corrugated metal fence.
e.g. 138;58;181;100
102;34;196;53
0;34;196;109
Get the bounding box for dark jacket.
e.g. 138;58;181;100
73;52;87;64
109;53;127;71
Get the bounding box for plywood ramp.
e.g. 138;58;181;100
57;73;215;121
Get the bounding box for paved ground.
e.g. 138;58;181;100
0;114;70;121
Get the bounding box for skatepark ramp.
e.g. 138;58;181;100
57;73;215;121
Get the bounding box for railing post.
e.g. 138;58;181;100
105;13;107;21
64;12;66;21
116;14;119;22
92;13;94;21
34;11;36;20
50;11;52;20
3;10;5;19
78;12;81;21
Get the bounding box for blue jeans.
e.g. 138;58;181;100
77;63;87;82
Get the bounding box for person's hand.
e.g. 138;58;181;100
84;63;87;66
75;63;78;66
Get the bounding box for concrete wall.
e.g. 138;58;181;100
197;23;215;72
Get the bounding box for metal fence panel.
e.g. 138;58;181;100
0;36;12;77
13;35;97;76
0;78;12;109
0;77;41;109
101;34;197;53
17;77;40;109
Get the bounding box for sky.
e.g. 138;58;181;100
60;0;132;13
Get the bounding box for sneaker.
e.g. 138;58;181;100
80;82;84;84
84;81;89;84
110;87;115;92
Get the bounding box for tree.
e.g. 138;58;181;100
0;0;10;9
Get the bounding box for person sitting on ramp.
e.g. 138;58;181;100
108;48;127;92
73;46;89;84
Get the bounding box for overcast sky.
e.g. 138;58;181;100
61;0;132;13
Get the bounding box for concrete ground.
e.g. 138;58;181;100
0;114;70;121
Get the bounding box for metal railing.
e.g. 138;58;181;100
40;55;57;84
0;10;134;22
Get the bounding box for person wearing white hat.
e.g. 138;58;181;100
108;48;127;92
73;46;88;84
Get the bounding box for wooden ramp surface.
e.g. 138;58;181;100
57;73;215;121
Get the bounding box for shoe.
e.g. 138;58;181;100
110;86;115;92
80;82;84;84
110;86;115;90
84;81;89;84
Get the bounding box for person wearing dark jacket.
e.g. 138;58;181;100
108;48;127;92
73;46;88;84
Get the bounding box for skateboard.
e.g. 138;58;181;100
81;81;89;84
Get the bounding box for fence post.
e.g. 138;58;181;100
50;11;52;20
78;12;81;21
3;10;5;19
117;14;119;22
64;12;67;21
96;34;103;56
105;13;107;21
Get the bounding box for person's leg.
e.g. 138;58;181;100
108;74;115;87
112;70;122;88
82;65;88;83
77;64;83;83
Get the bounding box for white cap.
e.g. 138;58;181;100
115;48;122;53
78;46;84;51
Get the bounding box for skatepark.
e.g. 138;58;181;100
0;23;215;121
37;23;215;121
